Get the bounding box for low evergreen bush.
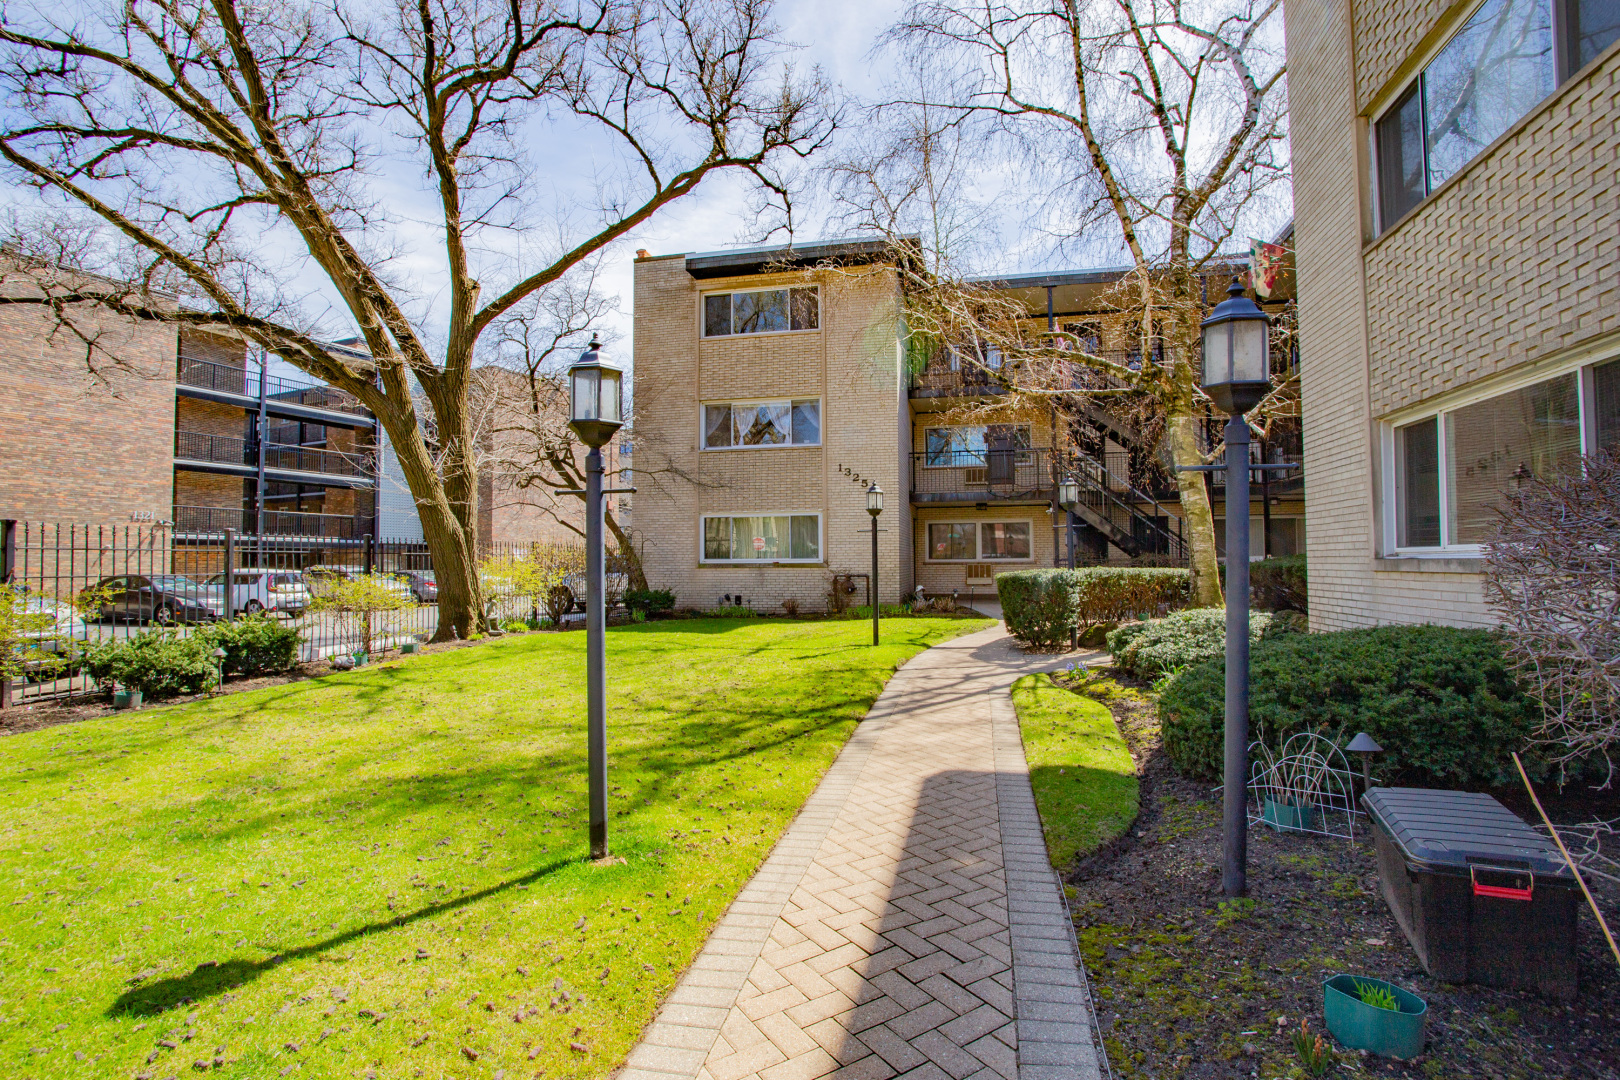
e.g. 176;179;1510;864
1157;625;1542;787
197;615;301;676
1107;607;1297;678
624;588;676;616
82;629;217;699
997;569;1080;648
1250;555;1307;612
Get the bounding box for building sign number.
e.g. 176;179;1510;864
128;510;155;522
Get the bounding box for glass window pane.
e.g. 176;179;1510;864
703;404;733;448
1398;417;1442;547
733;289;789;334
1424;0;1554;190
737;402;791;445
704;517;731;560
704;294;731;337
924;429;952;466
789;515;819;559
790;287;819;330
729;515;789;559
1593;358;1620;454
1447;373;1581;542
980;522;1031;560
791;400;820;445
1377;83;1428;227
1572;0;1620;69
927;523;976;560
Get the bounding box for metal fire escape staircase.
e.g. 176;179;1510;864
1058;449;1186;561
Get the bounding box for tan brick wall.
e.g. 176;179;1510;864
1364;50;1620;414
0;301;177;527
1286;0;1617;631
1351;0;1458;109
634;256;911;612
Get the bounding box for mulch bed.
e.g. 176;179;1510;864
1055;668;1620;1080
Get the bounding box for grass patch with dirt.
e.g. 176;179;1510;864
0;616;988;1079
1012;671;1139;868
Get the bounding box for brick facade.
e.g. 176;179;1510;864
633;255;914;612
1286;0;1620;630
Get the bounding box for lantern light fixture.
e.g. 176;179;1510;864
567;335;624;448
1199;277;1272;416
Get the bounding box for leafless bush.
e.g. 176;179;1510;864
1483;454;1620;786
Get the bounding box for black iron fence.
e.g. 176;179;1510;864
1;519;587;707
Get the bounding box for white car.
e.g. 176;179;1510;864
206;571;311;616
16;593;89;655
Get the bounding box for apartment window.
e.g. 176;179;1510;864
702;400;820;448
926;521;1032;562
1375;0;1617;231
1387;367;1598;551
703;286;819;336
923;425;1031;466
702;514;820;562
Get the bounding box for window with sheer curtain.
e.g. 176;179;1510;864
702;515;820;562
702;287;819;336
702;400;820;448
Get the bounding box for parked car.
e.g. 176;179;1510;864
204;570;311;616
83;574;224;624
390;571;438;604
10;587;89;655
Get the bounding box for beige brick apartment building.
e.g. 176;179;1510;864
1287;0;1619;630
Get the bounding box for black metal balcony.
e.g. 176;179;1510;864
910;448;1053;503
174;430;373;481
173;504;374;539
176;358;372;418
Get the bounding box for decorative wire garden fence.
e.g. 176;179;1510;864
1247;732;1365;841
1;519;590;706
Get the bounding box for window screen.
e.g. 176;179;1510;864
1446;373;1581;543
1593;358;1620;454
701;287;819;336
1377;83;1427;226
1397;417;1442;547
1569;0;1620;70
980;522;1031;560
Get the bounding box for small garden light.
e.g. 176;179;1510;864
211;646;227;691
1348;731;1383;792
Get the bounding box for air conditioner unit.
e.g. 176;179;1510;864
964;467;988;486
966;563;993;583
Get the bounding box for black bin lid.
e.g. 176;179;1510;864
1362;787;1572;879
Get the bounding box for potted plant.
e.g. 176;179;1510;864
1323;974;1427;1059
351;649;369;667
1263;797;1317;832
112;686;143;710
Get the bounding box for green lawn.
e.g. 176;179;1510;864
0;616;987;1079
1012;672;1139;868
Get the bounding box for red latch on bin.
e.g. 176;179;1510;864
1470;863;1534;901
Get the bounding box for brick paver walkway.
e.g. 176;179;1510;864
623;625;1108;1080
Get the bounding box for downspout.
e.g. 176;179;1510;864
255;347;268;567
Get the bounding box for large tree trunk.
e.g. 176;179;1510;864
605;513;649;592
1168;411;1224;608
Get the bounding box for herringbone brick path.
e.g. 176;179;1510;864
623;625;1107;1080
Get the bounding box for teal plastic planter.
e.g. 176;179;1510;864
112;688;143;710
1263;797;1317;833
400;641;420;655
1323;975;1426;1059
352;651;369;667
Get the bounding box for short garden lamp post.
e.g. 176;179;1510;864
1057;474;1081;650
211;646;227;692
1199;276;1272;898
867;483;883;647
1348;732;1383;794
565;335;630;861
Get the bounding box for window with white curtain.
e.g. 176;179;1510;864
703;400;820;448
702;514;821;562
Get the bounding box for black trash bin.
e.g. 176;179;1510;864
1363;787;1579;1000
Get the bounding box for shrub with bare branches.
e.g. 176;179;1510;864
1483;454;1620;786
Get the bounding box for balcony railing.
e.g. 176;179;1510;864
176;358;371;417
173;505;374;539
910;448;1053;501
174;431;372;479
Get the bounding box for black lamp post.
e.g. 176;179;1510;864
1199;277;1272;898
1057;473;1081;650
867;483;883;646
566;335;625;861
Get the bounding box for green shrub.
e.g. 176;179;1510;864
500;619;531;634
624;588;676;616
1250;555;1307;612
1157;625;1542;787
997;569;1081;648
1103;618;1155;658
1073;567;1189;630
1108;608;1296;678
197;615;301;676
82;629;217;699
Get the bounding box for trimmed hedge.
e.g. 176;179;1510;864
1157;625;1541;787
197;615;301;676
1106;607;1299;678
82;629;218;699
625;588;676;616
997;569;1080;648
998;567;1190;648
1250;555;1306;612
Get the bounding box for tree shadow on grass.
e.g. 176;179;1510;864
105;854;578;1018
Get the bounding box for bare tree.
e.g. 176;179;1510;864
869;0;1289;605
0;0;834;637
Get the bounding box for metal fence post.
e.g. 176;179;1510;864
223;528;237;621
364;533;375;576
1;519;15;584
